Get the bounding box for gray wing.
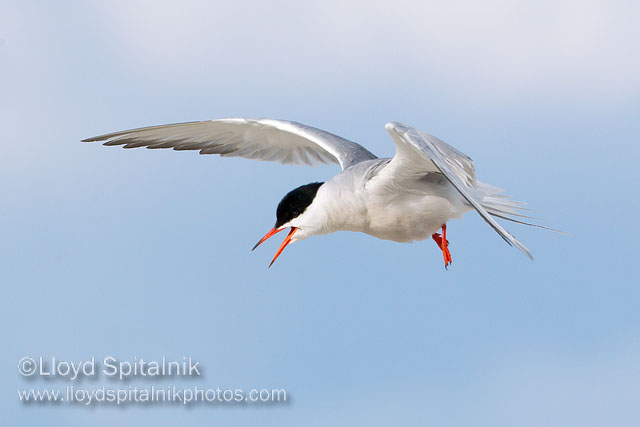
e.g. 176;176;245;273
82;118;377;171
384;122;533;259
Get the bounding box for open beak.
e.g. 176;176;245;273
252;227;298;268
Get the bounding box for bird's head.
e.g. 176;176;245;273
252;182;324;267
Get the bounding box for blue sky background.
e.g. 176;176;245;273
2;1;639;426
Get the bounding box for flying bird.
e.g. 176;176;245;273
83;118;548;268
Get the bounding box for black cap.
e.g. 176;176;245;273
275;182;324;228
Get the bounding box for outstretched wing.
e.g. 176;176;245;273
83;118;377;171
384;122;533;259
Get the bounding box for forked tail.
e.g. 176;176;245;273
476;181;559;232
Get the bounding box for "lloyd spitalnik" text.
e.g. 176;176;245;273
31;356;201;380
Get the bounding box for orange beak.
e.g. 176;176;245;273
252;227;283;251
252;227;298;268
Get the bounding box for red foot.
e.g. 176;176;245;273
432;224;452;269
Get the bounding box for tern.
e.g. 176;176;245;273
83;118;549;268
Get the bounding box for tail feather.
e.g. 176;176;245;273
476;181;563;233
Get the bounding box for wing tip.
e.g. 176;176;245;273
522;246;534;260
510;235;534;260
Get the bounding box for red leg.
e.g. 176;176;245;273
432;224;452;269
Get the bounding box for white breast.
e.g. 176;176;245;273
292;160;471;243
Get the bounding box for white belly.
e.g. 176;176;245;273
363;193;467;242
328;172;471;243
291;164;472;244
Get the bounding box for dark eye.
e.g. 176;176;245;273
275;182;323;228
